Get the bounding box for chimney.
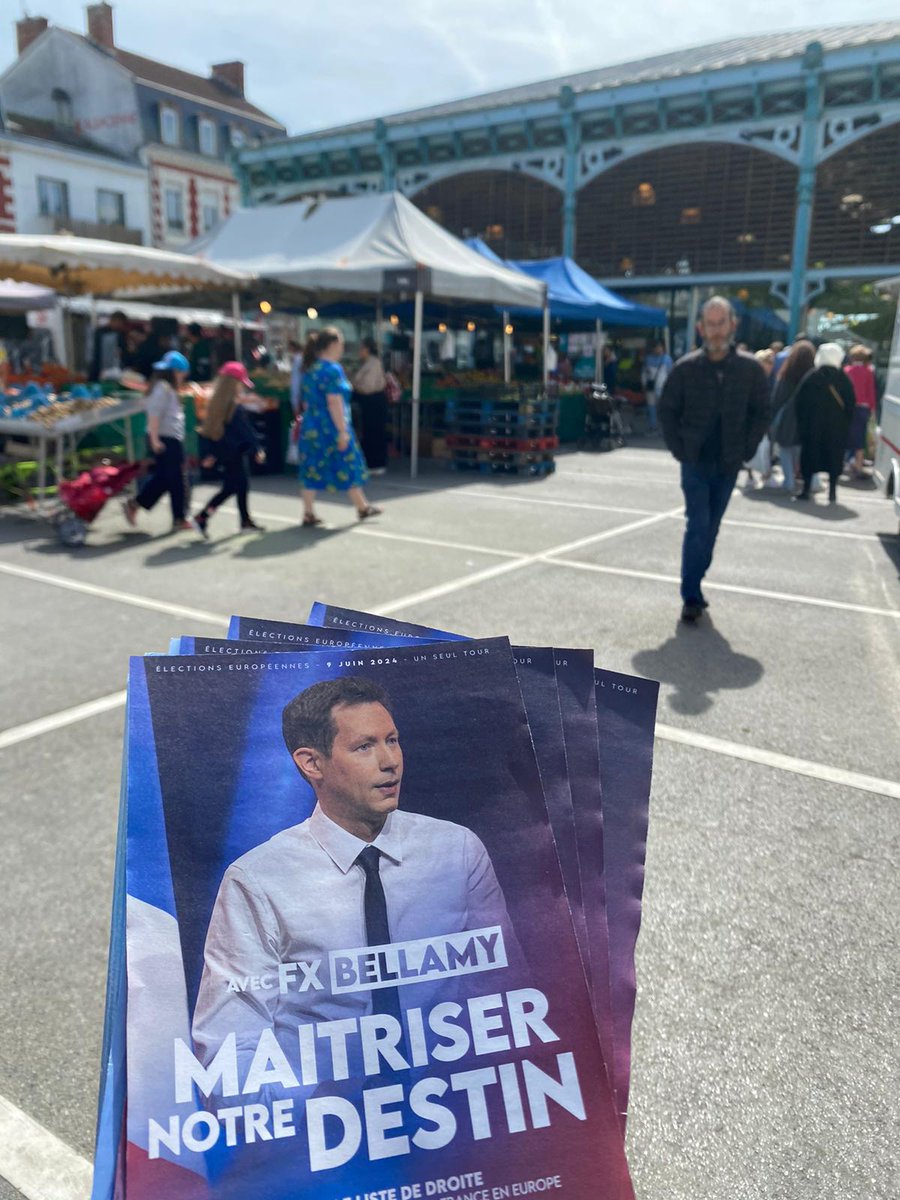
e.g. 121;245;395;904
86;3;115;50
16;16;49;56
211;61;245;98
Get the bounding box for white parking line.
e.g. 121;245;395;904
0;561;229;626
376;480;662;517
0;1094;92;1200
657;723;900;799
0;690;126;751
720;516;887;542
378;507;683;614
249;508;527;559
547;557;900;618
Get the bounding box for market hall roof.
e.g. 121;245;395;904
279;22;900;141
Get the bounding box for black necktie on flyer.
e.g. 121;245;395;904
356;846;403;1025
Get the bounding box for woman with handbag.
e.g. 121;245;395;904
299;327;381;526
793;342;855;503
768;340;815;491
192;361;266;538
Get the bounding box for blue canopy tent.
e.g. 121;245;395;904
465;239;665;381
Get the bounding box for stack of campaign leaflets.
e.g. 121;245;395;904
91;604;659;1200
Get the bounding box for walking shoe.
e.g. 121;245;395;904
240;519;265;531
698;593;709;609
191;512;210;539
123;498;138;527
681;601;704;624
357;505;382;521
173;519;196;533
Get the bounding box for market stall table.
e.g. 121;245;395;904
0;393;145;511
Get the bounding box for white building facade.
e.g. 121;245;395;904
0;119;150;242
0;2;284;248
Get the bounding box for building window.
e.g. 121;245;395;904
37;177;69;220
97;189;125;226
631;182;656;207
52;88;73;128
160;106;180;147
230;126;246;148
199;118;217;156
200;191;220;232
165;186;185;232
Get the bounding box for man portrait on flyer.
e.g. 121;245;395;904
191;676;519;1075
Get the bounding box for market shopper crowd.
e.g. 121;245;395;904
659;295;879;624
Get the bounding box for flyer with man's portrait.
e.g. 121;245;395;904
121;637;634;1200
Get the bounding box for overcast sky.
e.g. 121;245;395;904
2;0;898;134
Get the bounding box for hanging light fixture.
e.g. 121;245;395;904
306;306;318;319
504;323;514;336
259;300;272;314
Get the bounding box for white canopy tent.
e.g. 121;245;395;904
0;279;56;313
0;232;251;370
0;233;249;294
192;192;549;475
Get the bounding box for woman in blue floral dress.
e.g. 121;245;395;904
298;327;381;526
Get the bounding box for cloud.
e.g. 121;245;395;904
0;0;897;135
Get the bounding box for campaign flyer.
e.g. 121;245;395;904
593;670;659;1124
227;617;437;649
307;603;468;643
305;610;612;1068
232;618;594;1003
122;639;633;1200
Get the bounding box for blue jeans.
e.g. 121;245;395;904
779;443;799;490
679;462;738;603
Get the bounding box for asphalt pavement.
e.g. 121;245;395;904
0;441;897;1200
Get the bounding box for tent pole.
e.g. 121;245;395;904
542;302;550;389
375;297;384;353
502;310;511;384
686;286;700;353
231;292;243;362
595;318;604;381
411;288;424;479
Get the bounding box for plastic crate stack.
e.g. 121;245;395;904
443;385;558;476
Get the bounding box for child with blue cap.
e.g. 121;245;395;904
124;350;196;533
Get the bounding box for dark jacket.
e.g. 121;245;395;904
659;346;770;469
200;406;260;465
794;365;855;476
769;372;804;447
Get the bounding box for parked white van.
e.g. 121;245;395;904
874;284;900;534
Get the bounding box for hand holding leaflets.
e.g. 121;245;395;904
90;603;659;1200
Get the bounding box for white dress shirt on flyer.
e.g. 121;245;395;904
191;804;518;1076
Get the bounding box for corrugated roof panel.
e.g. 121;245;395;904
284;21;900;144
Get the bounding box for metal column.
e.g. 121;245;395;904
561;86;579;259
787;42;824;339
594;318;604;380
502;310;511;383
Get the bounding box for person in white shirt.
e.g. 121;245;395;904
191;677;517;1079
641;339;673;434
288;339;303;414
